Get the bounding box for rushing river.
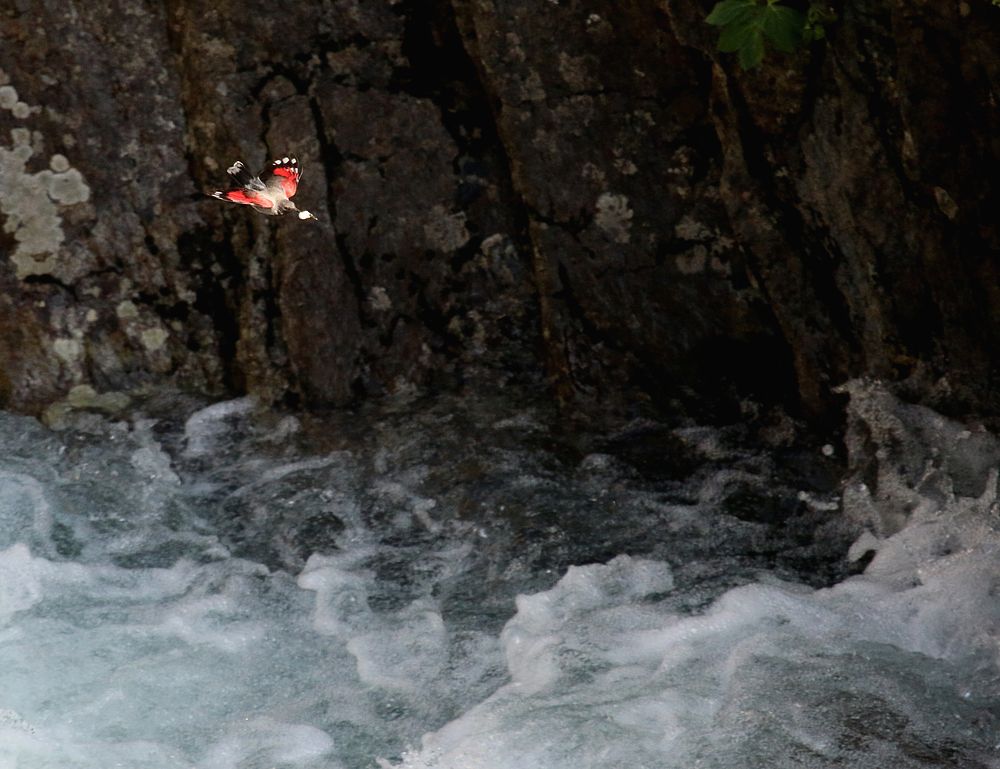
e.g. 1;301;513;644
0;384;997;768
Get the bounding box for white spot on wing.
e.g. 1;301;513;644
282;156;289;163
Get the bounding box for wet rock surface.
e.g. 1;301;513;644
1;1;998;426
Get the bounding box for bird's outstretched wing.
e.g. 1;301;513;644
260;156;302;199
227;160;266;191
211;189;273;208
211;159;272;206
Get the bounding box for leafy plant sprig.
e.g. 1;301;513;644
803;3;836;42
706;0;834;70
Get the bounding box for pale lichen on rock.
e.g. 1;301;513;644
42;385;132;428
0;122;91;280
594;192;633;244
369;286;393;312
0;85;17;110
676;246;708;275
51;337;83;366
140;327;169;352
48;154;70;173
423;206;470;251
116;300;140;320
558;52;594;91
674;215;712;242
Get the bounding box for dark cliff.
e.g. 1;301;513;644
1;0;998;427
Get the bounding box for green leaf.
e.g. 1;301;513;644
706;0;758;27
718;20;757;53
738;32;766;69
705;0;822;69
806;4;829;23
803;23;825;42
761;5;804;53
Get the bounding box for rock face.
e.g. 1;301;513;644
0;0;998;424
666;0;1000;422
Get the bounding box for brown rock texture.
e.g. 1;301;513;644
1;0;998;424
452;0;783;418
664;0;1000;421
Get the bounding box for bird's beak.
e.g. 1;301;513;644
298;210;318;221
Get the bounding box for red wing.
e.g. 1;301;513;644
261;156;301;199
211;190;273;208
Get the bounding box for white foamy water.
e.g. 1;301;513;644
1;384;998;768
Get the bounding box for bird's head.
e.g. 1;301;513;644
279;200;318;221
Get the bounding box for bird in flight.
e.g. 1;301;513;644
210;156;317;220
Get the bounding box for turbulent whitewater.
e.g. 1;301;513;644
0;384;997;769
